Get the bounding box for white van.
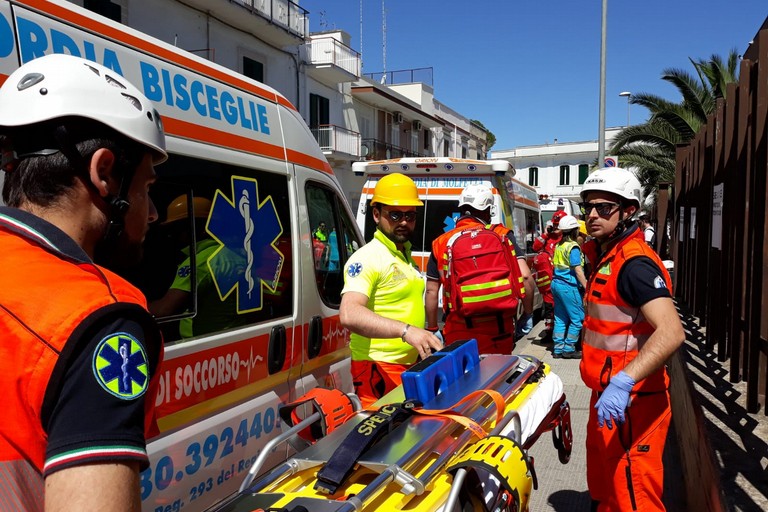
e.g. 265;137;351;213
0;1;361;510
353;157;543;314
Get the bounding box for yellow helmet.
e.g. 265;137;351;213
370;173;423;206
162;194;212;225
578;220;588;237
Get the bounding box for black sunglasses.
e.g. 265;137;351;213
381;209;417;222
579;201;620;217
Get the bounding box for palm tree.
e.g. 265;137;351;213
608;50;740;205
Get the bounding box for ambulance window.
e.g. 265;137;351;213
125;154;293;344
420;199;458;253
512;208;540;255
306;182;361;307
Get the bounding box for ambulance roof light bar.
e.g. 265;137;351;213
351;157;513;176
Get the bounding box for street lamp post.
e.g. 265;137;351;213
619;91;631;127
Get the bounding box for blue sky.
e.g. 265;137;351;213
300;0;766;150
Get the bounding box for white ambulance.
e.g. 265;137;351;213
539;195;581;225
0;1;361;511
353;157;543;314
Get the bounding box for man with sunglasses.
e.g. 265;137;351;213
340;173;443;407
425;184;534;355
578;167;685;512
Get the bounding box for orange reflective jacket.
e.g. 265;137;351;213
0;214;161;506
579;229;672;393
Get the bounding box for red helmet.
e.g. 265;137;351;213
551;210;568;226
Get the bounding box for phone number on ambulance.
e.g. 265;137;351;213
140;408;279;502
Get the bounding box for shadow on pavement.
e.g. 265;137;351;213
679;311;768;511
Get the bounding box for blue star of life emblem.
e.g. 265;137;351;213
347;262;363;277
93;332;149;400
206;176;285;313
443;213;459;233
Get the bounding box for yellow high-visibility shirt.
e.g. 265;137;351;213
342;229;425;364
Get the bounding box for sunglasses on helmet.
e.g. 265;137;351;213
579;201;620;217
381;209;417;222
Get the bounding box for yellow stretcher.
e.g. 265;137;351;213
209;340;572;512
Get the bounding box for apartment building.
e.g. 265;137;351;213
73;0;486;206
491;128;622;202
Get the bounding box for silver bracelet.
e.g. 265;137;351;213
400;323;410;341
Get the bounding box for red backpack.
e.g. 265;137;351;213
444;226;525;318
532;250;554;293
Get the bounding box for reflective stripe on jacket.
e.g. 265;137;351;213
579;229;673;393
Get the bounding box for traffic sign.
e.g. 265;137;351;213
604;156;617;167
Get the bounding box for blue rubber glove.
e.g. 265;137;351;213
595;370;635;429
427;327;444;346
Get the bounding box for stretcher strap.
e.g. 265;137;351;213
415;389;505;439
279;387;356;442
314;401;417;494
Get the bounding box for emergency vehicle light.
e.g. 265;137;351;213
416;164;437;169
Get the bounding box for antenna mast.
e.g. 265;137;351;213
381;0;386;84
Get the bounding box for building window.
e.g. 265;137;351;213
529;167;539;187
243;56;264;83
461;146;468;158
443;138;450;157
579;164;589;184
423;129;430;151
309;93;330;128
84;0;121;22
559;165;570;186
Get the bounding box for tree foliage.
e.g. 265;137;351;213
608;50;740;205
472;119;496;151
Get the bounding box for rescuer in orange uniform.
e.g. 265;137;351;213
425;184;534;354
0;54;167;511
579;168;685;511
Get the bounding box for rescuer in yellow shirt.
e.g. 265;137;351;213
340;173;443;407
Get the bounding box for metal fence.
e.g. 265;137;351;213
672;19;768;415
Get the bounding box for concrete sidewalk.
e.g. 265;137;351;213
515;321;685;511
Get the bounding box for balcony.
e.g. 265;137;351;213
363;67;433;87
182;0;308;46
311;125;362;159
361;138;425;161
304;37;361;86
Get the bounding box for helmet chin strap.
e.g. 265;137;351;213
604;206;636;242
50;125;135;243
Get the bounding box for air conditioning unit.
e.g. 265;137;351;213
412;120;422;131
393;112;404;124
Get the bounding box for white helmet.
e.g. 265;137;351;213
0;53;167;164
580;167;642;207
459;184;494;210
558;214;579;231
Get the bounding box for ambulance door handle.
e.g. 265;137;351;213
308;315;323;360
268;325;286;375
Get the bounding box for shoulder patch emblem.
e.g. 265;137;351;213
654;276;667;289
347;262;363;278
92;332;149;400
